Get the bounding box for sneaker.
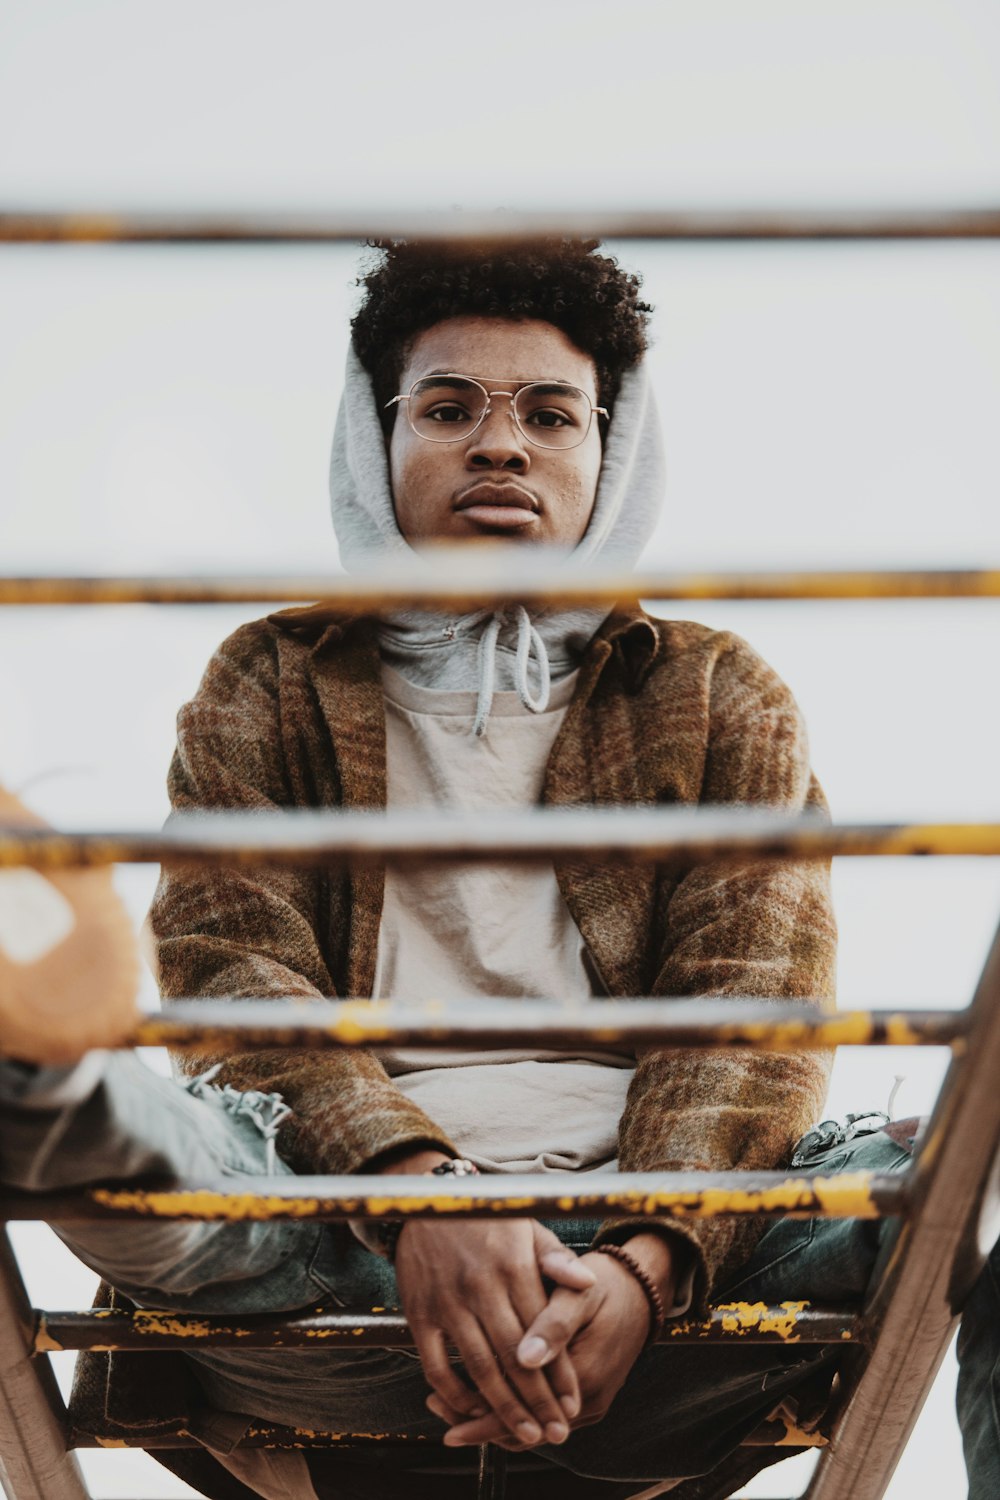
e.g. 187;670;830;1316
0;784;140;1064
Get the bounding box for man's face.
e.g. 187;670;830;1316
388;316;603;549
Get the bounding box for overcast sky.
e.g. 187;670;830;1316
2;3;999;1497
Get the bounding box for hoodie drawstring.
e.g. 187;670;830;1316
458;606;552;737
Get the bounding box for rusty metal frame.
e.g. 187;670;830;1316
1;566;1000;607
0;1232;89;1500
2;807;1000;872
798;920;1000;1499
131;997;966;1053
33;1301;859;1353
2;214;999;1499
0;1167;907;1227
1;207;1000;242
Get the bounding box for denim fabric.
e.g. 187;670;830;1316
0;1057;919;1486
957;1237;1000;1500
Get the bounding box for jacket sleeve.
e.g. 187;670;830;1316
149;622;458;1177
592;632;837;1307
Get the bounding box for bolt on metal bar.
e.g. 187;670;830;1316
2;208;1000;243
0;1232;91;1500
804;916;1000;1500
134;998;966;1054
32;1301;858;1354
0;1168;907;1225
1;567;1000;607
1;808;999;873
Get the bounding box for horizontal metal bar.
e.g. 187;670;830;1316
33;1300;857;1353
139;998;966;1053
3;208;1000;243
2;567;1000;607
0;1169;906;1224
69;1424;438;1449
1;808;998;872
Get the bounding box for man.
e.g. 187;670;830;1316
0;240;914;1500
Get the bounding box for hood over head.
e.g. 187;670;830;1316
329;344;665;733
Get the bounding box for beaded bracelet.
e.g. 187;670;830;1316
593;1243;667;1348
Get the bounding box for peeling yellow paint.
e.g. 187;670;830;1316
722;1012;875;1051
33;1327;65;1353
92;1187;324;1220
884;1014;923;1047
711;1300;810;1341
775;1425;829;1448
87;1171;882;1222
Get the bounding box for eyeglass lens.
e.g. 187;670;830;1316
407;376;593;450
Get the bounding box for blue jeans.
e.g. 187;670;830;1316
957;1238;1000;1500
0;1056;943;1488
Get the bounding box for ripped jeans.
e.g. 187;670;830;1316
0;1055;924;1494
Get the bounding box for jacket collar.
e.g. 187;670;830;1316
268;600;660;689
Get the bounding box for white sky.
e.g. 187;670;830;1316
2;2;999;1496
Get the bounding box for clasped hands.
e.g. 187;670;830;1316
383;1151;678;1452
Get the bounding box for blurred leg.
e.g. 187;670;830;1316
957;1238;1000;1500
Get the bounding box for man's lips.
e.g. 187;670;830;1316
454;483;540;530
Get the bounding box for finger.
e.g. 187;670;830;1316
410;1322;487;1420
546;1350;581;1421
474;1303;571;1444
426;1392;487;1427
537;1252;597;1290
443;1411;541;1450
450;1313;551;1447
507;1279;581;1421
531;1224;597;1291
517;1284;595;1370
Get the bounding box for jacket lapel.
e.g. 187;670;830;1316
544;613;659;998
307;621;386;998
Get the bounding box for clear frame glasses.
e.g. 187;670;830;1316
385;374;608;451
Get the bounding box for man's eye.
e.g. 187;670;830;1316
527;407;574;428
426;403;472;423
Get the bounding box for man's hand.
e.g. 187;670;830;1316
375;1149;596;1447
435;1233;678;1450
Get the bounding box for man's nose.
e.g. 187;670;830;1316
466;399;530;470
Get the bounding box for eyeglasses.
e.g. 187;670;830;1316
385;374;608;451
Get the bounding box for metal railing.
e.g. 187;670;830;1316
2;204;999;1500
1;573;998;1500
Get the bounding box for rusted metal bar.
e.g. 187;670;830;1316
69;1423;436;1449
2;208;1000;243
1;567;999;608
1;807;999;873
804;916;1000;1500
0;1168;906;1225
134;998;966;1054
0;1231;91;1500
32;1300;858;1354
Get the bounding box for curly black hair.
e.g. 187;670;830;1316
351;239;652;434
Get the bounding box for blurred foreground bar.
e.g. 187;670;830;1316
137;998;966;1053
2;207;1000;243
2;567;1000;608
1;808;999;871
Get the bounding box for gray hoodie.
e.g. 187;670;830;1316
329;345;666;733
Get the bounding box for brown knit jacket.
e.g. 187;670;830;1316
149;603;836;1305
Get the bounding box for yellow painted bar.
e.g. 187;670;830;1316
35;1299;856;1352
32;1168;893;1222
1;567;1000;608
129;999;965;1054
